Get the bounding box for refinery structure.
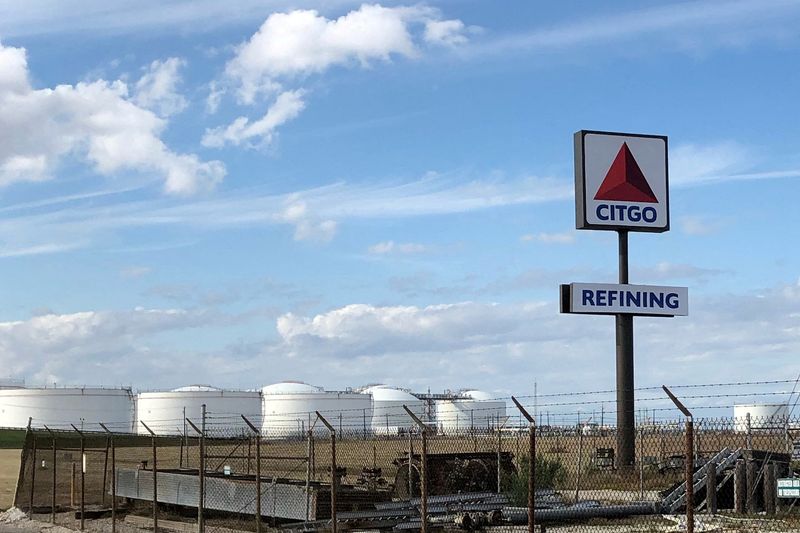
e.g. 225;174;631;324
0;380;510;435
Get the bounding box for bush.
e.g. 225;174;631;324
505;455;566;506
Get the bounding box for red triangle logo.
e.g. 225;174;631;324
594;143;658;203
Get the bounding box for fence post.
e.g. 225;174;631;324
306;429;313;522
44;426;56;524
745;413;752;451
70;424;85;531
315;412;337;533
140;422;158;533
409;430;414;498
28;429;37;517
734;459;746;514
764;462;776;515
241;415;262;533
639;425;645;500
706;460;717;515
511;397;536;533
746;459;757;514
186;407;206;533
99;424;116;533
403;405;428;533
662;386;693;533
99;436;109;508
574;423;583;503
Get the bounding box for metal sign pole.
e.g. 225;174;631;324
616;230;636;468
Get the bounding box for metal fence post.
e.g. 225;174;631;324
511;397;536;533
99;424;116;533
29;430;37;517
306;429;313;522
706;460;717;515
242;415;262;533
745;412;752;451
403;405;428;533
70;424;85;531
315;412;337;533
101;436;110;507
140;422;158;533
44;426;56;524
662;386;693;533
574;423;583;503
186;407;206;533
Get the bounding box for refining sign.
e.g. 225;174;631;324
575;130;669;232
561;283;688;317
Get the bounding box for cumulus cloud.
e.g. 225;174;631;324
277;197;338;242
271;282;800;397
133;57;188;117
424;19;469;47
0;307;216;385
0;42;225;194
206;4;469;147
202;90;306;148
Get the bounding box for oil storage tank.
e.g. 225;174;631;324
0;387;134;431
361;385;425;435
733;403;789;433
136;385;261;437
436;390;507;434
261;381;373;438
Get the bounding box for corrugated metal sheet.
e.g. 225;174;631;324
114;468;317;521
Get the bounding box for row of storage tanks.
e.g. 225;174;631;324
0;382;508;437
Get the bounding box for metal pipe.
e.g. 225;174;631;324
616;231;635;469
504;501;661;523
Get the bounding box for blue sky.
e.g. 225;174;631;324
0;0;798;418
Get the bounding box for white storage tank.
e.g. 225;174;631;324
436;390;507;434
137;385;261;437
733;404;789;433
261;381;373;438
0;387;134;432
361;385;425;435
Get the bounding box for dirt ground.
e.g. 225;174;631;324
0;450;21;510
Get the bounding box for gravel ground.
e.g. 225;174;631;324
0;509;149;533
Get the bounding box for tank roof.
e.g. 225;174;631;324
362;385;418;402
262;381;323;394
172;384;220;392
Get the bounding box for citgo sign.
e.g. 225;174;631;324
574;130;669;232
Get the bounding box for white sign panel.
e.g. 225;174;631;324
575;130;669;232
561;283;688;317
778;478;800;498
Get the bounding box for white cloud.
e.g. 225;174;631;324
0;307;216;385
202;90;306;148
521;232;575;244
368;240;428;254
225;5;421;103
208;4;469;146
0;41;225;194
133;57;188;117
271;282;800;397
277;197;338;242
424;19;468;47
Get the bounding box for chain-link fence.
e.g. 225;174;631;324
10;408;800;532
